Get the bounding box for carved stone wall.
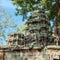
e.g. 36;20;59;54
46;46;60;60
4;49;43;60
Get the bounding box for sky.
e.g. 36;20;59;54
0;0;24;25
0;0;26;45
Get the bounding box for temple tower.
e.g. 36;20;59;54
26;9;52;46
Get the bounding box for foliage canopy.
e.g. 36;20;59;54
12;0;60;21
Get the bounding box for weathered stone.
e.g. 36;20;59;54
0;9;59;60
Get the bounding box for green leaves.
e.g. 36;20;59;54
17;24;27;33
12;0;41;15
11;0;60;21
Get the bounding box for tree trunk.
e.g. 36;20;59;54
54;0;60;35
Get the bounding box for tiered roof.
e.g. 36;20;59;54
26;9;52;38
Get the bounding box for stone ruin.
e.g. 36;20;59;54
0;8;60;60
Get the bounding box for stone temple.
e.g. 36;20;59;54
0;9;60;60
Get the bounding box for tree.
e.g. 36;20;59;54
12;0;41;14
41;0;60;19
11;0;60;34
11;0;60;20
11;0;41;20
0;7;17;45
41;0;60;35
